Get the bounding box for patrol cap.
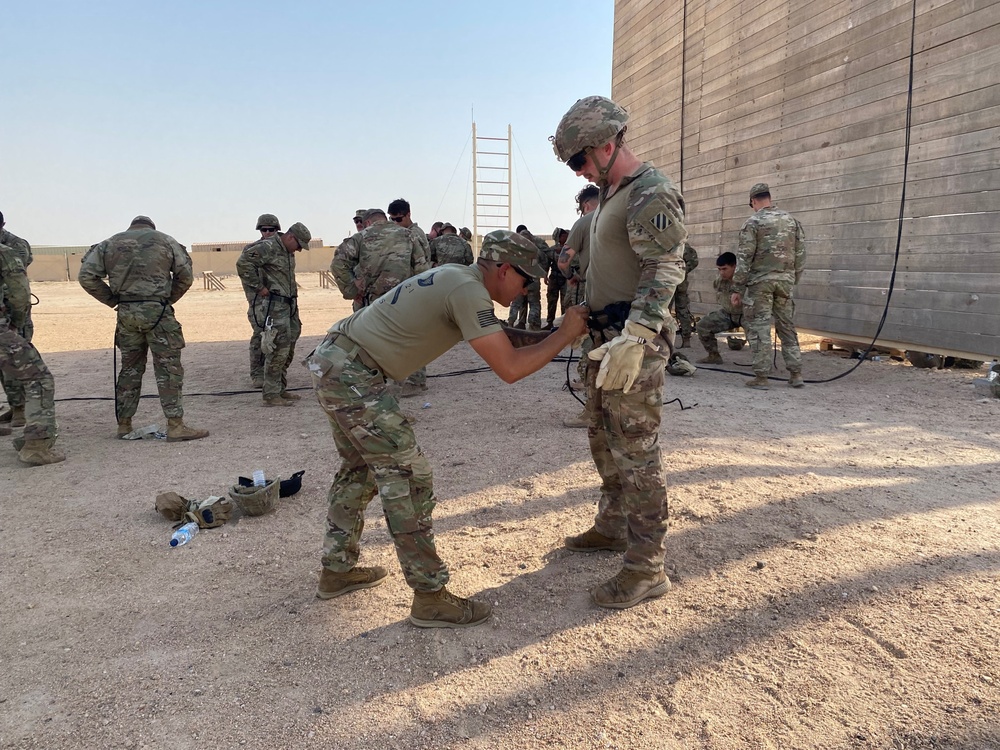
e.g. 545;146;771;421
287;222;312;250
130;216;155;229
749;183;770;199
354;209;367;218
363;208;386;221
256;213;281;230
478;229;546;278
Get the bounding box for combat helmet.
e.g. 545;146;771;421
550;96;629;163
256;213;281;230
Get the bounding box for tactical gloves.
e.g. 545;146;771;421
588;320;659;393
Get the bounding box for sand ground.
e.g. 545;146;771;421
1;278;998;750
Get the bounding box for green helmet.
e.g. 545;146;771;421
256;213;281;230
550;96;629;162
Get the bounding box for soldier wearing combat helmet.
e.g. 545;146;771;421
239;213;283;388
551;95;688;610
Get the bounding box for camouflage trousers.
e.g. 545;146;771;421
245;303;264;385
672;278;693;337
742;280;801;376
545;277;567;324
566;279;587;387
306;333;447;592
508;280;541;330
0;307;32;408
253;298;301;399
0;327;56;441
696;309;743;354
585;345;669;574
115;302;185;421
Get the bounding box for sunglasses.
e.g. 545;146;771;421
566;148;590;172
389;216;405;223
511;264;533;288
353;218;363;225
259;227;278;233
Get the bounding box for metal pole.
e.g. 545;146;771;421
472;121;479;254
507;124;513;230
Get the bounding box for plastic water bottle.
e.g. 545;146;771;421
170;521;199;547
252;469;266;487
987;359;999;382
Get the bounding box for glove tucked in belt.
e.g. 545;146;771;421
588;320;659;393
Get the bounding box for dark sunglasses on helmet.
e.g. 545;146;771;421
566;148;590;171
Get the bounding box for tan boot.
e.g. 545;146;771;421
397;382;427;399
316;566;388;600
565;526;627;553
788;371;804;388
11;405;26;428
117;418;133;438
745;375;770;390
166;417;209;442
409;587;492;628
18;438;67;466
562;408;589;429
591;568;670;609
0;406;11;423
697;353;723;365
279;390;302;400
0;423;10;437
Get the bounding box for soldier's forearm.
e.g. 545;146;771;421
502;325;551;348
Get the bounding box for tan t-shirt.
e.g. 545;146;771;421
587;185;638;312
565;211;594;276
333;264;502;381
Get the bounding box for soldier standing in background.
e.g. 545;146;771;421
387;198;431;268
559;184;600;427
671;243;699;348
239;213;282;389
696;252;743;364
429;223;474;266
731;183;806;389
331;208;430;397
235;221;313;406
459;227;473;243
78;216;209;441
507;224;547;330
0;211;34;429
0;242;64;465
542;228;569;330
551;96;687;609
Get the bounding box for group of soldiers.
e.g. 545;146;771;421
1;94;807;636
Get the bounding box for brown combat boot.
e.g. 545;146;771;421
591;568;671;609
18;438;67;466
409;587;492;628
565;526;628;553
745;376;770;390
679;336;691;348
11;405;26;428
262;395;295;407
697;352;723;365
562;408;589;429
0;406;11;422
117;418;133;438
397;383;427;399
0;423;10;437
166;417;209;442
279;390;302;400
788;371;805;388
316;566;388;600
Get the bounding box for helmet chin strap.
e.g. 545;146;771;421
591;129;626;186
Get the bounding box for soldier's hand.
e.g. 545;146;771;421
560;304;589;341
730;292;741;307
259;286;270;298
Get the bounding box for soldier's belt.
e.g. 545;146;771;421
117;297;168;304
324;332;382;372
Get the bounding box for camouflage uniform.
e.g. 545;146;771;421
543;242;567;325
0;228;33;410
581;163;687;574
409;223;432;271
429;234;474;266
0;243;57;443
331;220;430;389
236;233;303;400
733;201;806;377
671;243;699;339
696;275;743;354
565;212;594;383
238;243;266;386
507;233;547;330
79;220;194;422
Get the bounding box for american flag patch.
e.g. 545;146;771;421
651;212;671;231
477;310;500;328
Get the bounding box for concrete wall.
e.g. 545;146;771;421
613;0;1000;358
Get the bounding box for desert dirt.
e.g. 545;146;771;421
1;277;998;750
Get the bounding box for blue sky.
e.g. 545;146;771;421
3;0;613;247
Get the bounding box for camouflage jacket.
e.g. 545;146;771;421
683;243;699;274
331;222;428;303
733;206;806;292
236;234;299;301
542;244;566;284
0;243;29;329
409;223;432;269
79;227;193;308
429;234;474;266
714;276;741;317
0;229;32;268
